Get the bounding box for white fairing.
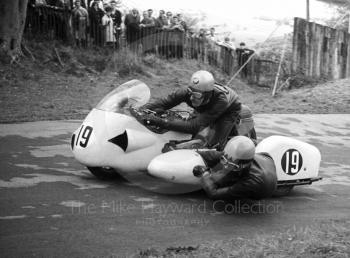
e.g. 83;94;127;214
148;150;205;185
256;135;321;181
71;80;191;173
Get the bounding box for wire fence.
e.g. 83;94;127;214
24;5;285;86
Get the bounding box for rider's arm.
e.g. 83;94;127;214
197;150;223;167
143;88;188;113
200;171;247;200
162;95;229;134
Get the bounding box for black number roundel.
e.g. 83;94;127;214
281;149;303;175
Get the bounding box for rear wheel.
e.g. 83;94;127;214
87;167;120;180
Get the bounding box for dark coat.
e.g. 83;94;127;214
200;152;277;200
144;84;241;134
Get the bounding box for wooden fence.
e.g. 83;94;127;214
24;5;284;87
292;17;350;79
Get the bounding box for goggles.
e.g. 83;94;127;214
220;155;252;170
187;88;204;99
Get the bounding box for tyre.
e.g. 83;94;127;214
247;128;257;141
273;186;294;197
87;166;120;180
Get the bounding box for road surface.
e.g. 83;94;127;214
0;114;349;257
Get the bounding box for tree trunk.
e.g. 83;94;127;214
0;0;28;62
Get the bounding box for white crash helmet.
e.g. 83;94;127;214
224;136;255;161
190;70;215;92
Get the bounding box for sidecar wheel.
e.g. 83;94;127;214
87;167;119;180
273;186;294;197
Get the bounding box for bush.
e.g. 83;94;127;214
108;49;145;77
288;73;328;88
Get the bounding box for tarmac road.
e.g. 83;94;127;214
0;114;349;257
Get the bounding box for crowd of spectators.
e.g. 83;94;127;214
26;0;255;75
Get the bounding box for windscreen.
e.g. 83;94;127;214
96;80;151;113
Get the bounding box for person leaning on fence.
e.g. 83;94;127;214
140;11;155;28
207;27;220;66
110;0;122;49
72;0;89;47
124;8;141;49
140;11;156;54
102;6;116;47
166;16;185;58
219;37;235;75
236;42;255;78
147;9;156;23
197;28;208;62
166;11;173;25
89;1;104;46
177;13;187;32
155;10;168;29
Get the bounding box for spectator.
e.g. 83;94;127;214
124;8;141;49
140;11;156;54
167;16;184;58
72;0;89;47
207;27;220;66
177;13;187;31
110;0;122;28
220;37;235;75
89;0;103;10
220;36;235;50
102;6;116;47
140;11;155;27
110;0;122;48
89;1;104;46
197;28;207;62
155;10;168;29
236;42;255;78
147;9;156;23
168;16;184;31
154;10;168;56
55;0;70;9
166;11;173;25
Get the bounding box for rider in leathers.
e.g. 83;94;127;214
193;136;277;200
142;70;241;150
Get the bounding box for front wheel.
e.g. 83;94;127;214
246;128;257;141
87;166;120;180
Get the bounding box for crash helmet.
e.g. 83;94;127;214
189;70;215;92
224;136;255;161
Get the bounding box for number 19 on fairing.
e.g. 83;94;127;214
281;149;303;175
71;125;93;149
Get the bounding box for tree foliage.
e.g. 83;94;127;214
320;1;350;31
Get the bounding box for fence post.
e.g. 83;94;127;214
272;35;288;96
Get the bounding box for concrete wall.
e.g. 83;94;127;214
292;17;350;79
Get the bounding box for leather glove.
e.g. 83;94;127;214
143;114;167;127
162;141;177;153
193;165;210;177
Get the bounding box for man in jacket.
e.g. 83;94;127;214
142;70;242;150
193;136;277;200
